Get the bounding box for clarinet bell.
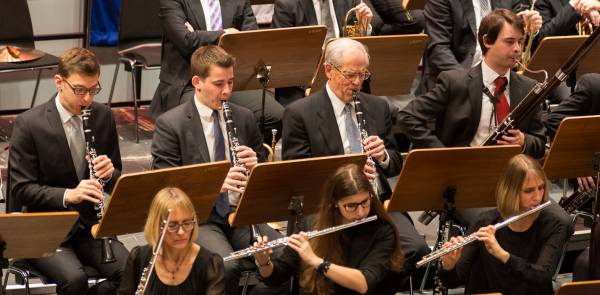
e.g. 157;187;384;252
101;238;117;264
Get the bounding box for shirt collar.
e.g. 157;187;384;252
193;94;219;121
325;82;351;116
55;93;77;124
481;60;511;90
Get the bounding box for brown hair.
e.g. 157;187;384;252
57;48;100;78
495;154;549;218
299;164;403;295
478;8;525;55
190;45;235;79
144;187;200;249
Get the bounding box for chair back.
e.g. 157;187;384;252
119;0;162;43
0;0;35;47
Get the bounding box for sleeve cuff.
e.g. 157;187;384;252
63;189;71;208
379;150;390;169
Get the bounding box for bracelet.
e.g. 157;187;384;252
255;257;271;268
317;259;330;275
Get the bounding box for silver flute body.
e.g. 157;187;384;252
416;201;551;268
81;108;107;219
352;91;378;194
135;210;172;295
223;215;378;262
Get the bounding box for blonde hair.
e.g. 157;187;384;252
495;154;549;218
144;187;199;249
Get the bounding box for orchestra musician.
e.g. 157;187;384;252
439;154;573;295
253;163;404;294
150;45;284;295
8;48;129;295
117;187;225;295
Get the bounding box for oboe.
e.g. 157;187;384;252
82;108;115;264
352;91;378;195
223;215;377;262
416;201;551;268
136;210;172;295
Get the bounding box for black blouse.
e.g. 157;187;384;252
117;244;225;295
263;218;398;295
439;202;573;295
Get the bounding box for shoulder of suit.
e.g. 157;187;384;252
229;102;254;117
158;100;191;123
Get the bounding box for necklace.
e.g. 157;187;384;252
161;245;192;280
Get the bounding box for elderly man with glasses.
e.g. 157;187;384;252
281;38;430;282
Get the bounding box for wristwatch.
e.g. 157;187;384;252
317;259;331;274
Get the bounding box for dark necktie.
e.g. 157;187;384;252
212;110;230;217
494;76;510;124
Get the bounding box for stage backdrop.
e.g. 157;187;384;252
91;0;120;46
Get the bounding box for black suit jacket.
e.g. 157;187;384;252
271;0;392;36
151;99;265;169
546;73;600;139
9;98;122;238
420;0;525;93
157;0;257;104
399;64;546;158
282;88;402;197
535;0;580;42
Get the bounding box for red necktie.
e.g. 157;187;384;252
494;76;509;123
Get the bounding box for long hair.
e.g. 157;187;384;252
299;164;403;294
144;187;200;249
495;154;549;219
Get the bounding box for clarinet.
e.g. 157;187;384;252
221;101;260;241
81;108;116;264
136;210;172;295
352;91;378;195
416;201;551;268
223;215;377;262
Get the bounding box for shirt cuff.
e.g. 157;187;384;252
63;189;71;208
379;150;390;169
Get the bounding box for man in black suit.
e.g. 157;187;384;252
418;0;540;94
151;45;283;295
9;48;128;295
153;0;283;141
282;38;430;277
399;9;546;226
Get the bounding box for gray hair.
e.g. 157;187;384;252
324;38;370;67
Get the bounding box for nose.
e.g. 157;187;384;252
355;204;369;218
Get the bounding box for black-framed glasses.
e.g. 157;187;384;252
63;79;102;96
166;219;196;233
339;195;372;212
332;64;371;82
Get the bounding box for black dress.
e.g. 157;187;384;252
117;244;225;295
263;217;399;295
439;202;573;295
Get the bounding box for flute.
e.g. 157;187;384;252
222;215;378;262
416;201;551;268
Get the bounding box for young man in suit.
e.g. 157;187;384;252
153;0;283;142
418;0;541;94
151;45;283;295
399;9;547;226
282;38;430;278
9;48;128;295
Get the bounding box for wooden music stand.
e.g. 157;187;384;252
229;154;367;227
308;34;428;96
0;212;78;259
544;115;600;180
93;161;230;238
554;280;600;295
387;145;521;213
218;26;326;131
404;0;427;10
525;36;600;81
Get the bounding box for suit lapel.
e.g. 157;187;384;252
509;71;527;110
219;0;233;28
315;90;344;154
358;95;377;136
468;65;484;135
184;101;211;163
189;0;207;30
45;98;78;180
464;0;477;38
302;0;318;25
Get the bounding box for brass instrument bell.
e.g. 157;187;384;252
343;6;368;37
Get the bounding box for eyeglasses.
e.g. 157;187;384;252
63;79;102;96
339;196;371;213
332;64;371;82
166;219;196;233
